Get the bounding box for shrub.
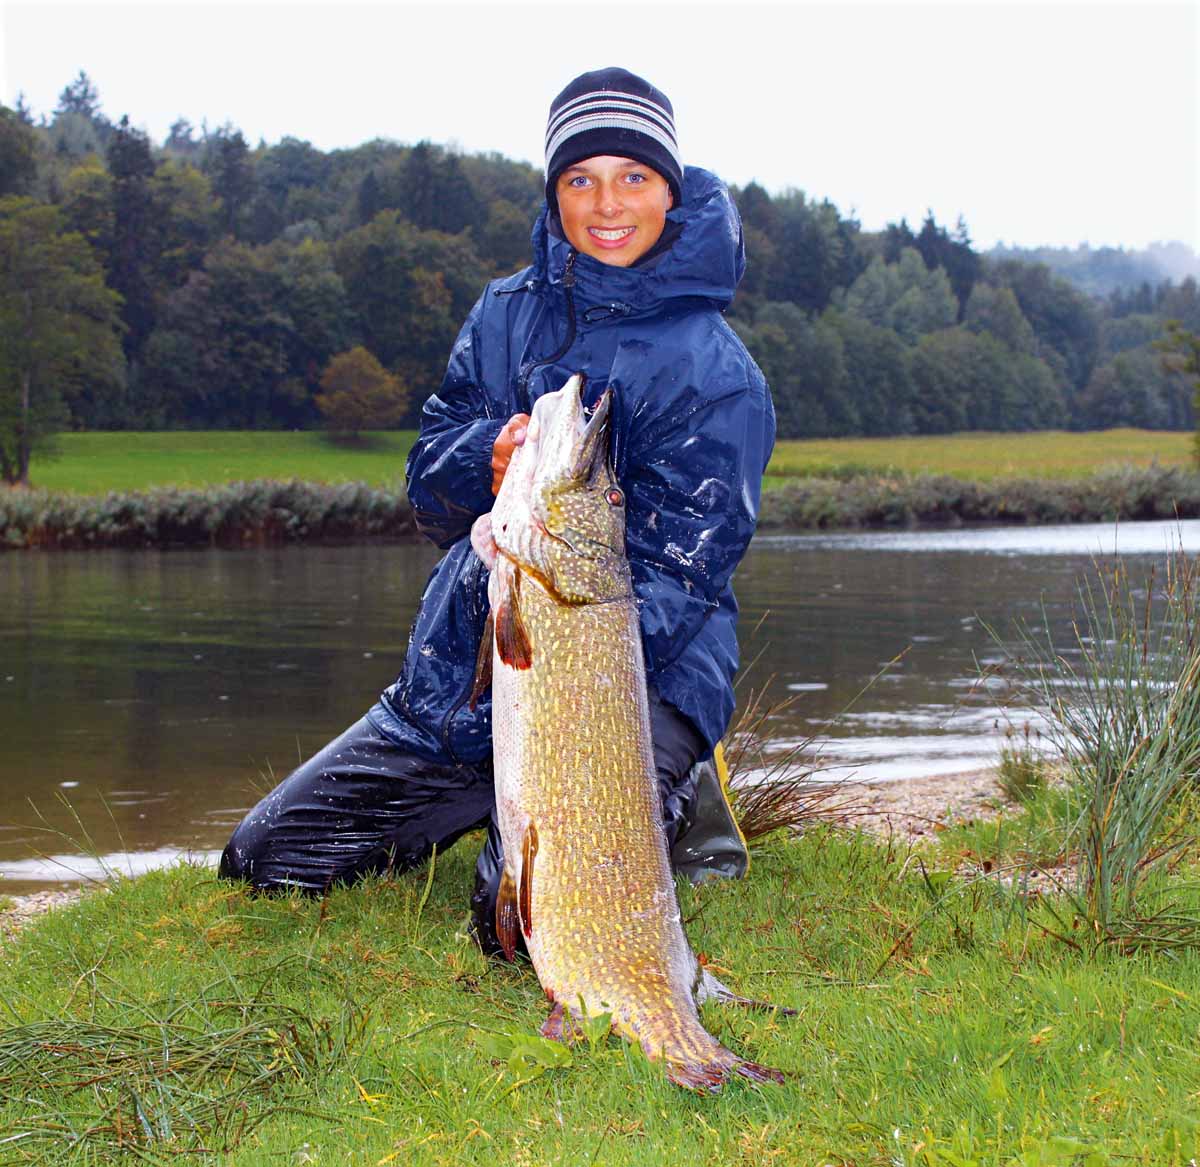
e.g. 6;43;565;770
0;480;415;550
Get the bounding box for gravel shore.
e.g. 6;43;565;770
1;767;1004;941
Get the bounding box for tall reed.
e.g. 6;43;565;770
1000;548;1200;938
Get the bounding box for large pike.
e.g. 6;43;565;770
469;374;786;1092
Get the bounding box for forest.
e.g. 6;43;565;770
2;71;1199;464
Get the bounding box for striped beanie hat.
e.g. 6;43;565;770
544;67;683;211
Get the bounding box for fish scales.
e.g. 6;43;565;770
476;374;786;1092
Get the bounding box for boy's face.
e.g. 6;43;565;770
554;155;674;267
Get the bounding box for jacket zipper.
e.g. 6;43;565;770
517;250;577;397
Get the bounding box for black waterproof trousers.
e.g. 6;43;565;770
218;690;705;956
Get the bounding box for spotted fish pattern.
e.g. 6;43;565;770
477;375;786;1093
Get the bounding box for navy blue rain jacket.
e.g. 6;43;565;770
373;167;776;764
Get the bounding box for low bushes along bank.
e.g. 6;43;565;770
0;479;416;550
2;463;1197;550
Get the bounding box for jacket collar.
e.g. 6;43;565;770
529;167;746;314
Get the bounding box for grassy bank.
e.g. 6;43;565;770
25;427;1194;495
5;464;1199;550
4;429;1197;549
766;427;1193;484
3;830;1198;1165
30;431;417;494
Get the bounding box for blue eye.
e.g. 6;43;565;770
568;175;590;188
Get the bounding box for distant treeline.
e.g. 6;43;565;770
987;241;1200;299
3;71;1199;442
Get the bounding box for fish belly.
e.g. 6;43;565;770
491;581;710;1049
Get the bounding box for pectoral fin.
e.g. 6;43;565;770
468;611;493;711
496;566;533;669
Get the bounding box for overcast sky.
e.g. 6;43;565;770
2;0;1197;252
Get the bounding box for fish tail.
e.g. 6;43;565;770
663;1045;785;1093
650;1011;785;1093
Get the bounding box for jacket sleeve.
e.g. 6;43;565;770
405;288;508;549
622;374;776;678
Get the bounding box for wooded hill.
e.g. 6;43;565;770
3;72;1199;442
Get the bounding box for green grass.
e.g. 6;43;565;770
765;428;1193;486
4;831;1200;1165
26;428;1195;495
31;431;418;494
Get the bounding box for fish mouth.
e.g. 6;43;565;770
525;375;621;564
570;374;612;483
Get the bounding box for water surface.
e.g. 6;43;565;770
2;519;1195;891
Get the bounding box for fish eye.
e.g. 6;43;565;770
605;487;625;507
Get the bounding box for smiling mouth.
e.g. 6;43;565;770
588;226;636;242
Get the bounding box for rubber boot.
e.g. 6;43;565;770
669;743;749;882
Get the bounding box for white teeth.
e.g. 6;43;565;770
590;227;634;241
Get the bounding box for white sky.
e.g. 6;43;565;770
2;0;1197;251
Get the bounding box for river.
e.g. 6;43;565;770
2;518;1196;892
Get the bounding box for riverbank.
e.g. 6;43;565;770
3;776;1197;1165
4;463;1198;549
0;766;1006;938
23;427;1194;496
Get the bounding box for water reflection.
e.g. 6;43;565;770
1;521;1195;890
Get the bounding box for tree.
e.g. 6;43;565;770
765;192;861;313
106;116;159;361
55;71;104;123
356;170;383;226
1157;322;1200;458
152;160;217;287
734;303;852;437
61;162;114;251
316;346;408;437
909;327;1064;433
839;249;956;343
0;105;37;196
333;211;489;406
478;197;532;274
914;211;980;314
0;198;123;483
164;118;202;159
963;283;1037;355
988;259;1100;394
206;127;254;238
141;239;292;427
824;309;916;435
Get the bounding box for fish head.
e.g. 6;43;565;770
492;374;630;604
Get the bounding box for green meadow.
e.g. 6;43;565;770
30;431;418;494
764;427;1193;483
3;823;1199;1165
26;427;1194;495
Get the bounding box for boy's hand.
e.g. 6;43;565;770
491;413;530;495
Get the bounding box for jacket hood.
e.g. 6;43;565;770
530;166;746;313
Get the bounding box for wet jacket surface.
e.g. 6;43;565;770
374;167;776;764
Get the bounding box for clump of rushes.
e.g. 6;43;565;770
723;684;860;840
996;722;1049;806
1001;549;1200;944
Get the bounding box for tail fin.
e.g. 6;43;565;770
665;1049;785;1093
